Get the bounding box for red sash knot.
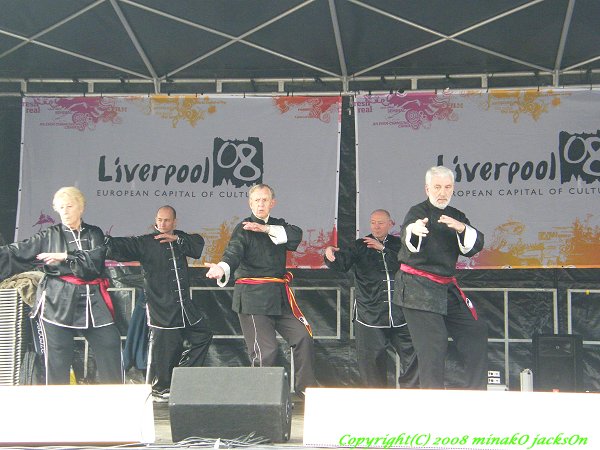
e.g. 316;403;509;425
235;272;313;336
59;275;115;318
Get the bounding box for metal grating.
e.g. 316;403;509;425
0;288;22;385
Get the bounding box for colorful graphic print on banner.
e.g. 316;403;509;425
356;89;600;268
20;95;340;269
355;92;460;129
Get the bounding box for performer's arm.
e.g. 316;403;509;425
459;224;484;257
175;231;205;259
0;232;45;279
324;241;359;272
106;236;142;262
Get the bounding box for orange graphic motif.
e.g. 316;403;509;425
273;97;341;123
473;89;568;123
193;217;240;267
560;216;600;267
132;95;224;128
473;216;600;268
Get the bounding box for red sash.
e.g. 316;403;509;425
236;272;313;336
59;275;114;318
400;264;477;320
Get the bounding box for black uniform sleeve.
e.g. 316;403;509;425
0;231;46;280
106;235;144;262
281;222;303;251
324;240;359;272
175;231;205;259
221;222;246;273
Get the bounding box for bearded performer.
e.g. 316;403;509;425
395;166;487;389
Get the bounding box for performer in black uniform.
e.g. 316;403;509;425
0;186;123;384
324;209;418;388
107;205;212;400
206;184;316;395
395;166;487;389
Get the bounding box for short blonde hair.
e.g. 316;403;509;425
53;186;86;211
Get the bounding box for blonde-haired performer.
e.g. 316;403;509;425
0;186;123;384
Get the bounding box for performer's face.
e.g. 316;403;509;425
249;187;275;220
370;211;393;239
155;207;177;234
426;174;454;209
53;195;83;229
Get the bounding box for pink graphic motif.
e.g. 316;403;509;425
363;92;460;129
26;97;124;131
33;211;55;231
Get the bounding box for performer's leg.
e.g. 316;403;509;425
83;323;124;383
445;290;488;390
353;321;388;387
237;313;278;367
150;327;183;392
274;307;316;394
402;307;447;389
388;323;420;388
181;318;213;367
40;320;74;385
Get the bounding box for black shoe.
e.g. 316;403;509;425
152;388;170;403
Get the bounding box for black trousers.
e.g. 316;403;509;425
149;317;213;392
402;287;488;390
237;305;316;393
41;320;123;385
354;321;419;388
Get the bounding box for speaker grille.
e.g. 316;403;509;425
533;334;583;392
169;367;292;443
0;289;22;385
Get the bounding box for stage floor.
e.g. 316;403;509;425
153;394;305;446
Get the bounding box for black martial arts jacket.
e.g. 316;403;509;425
394;200;484;315
222;214;302;315
0;223;113;328
107;230;205;328
325;234;406;327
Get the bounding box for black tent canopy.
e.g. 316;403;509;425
0;0;599;96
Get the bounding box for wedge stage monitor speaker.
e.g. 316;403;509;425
533;334;583;392
169;367;291;443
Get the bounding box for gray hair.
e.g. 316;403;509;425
425;166;454;185
370;209;391;219
249;183;275;199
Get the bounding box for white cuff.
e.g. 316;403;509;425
405;223;422;253
216;261;231;287
267;225;288;245
458;224;477;254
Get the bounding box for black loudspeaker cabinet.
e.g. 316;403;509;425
169;367;292;443
533;334;583;392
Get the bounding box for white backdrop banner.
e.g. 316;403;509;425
356;89;600;269
20;95;341;268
